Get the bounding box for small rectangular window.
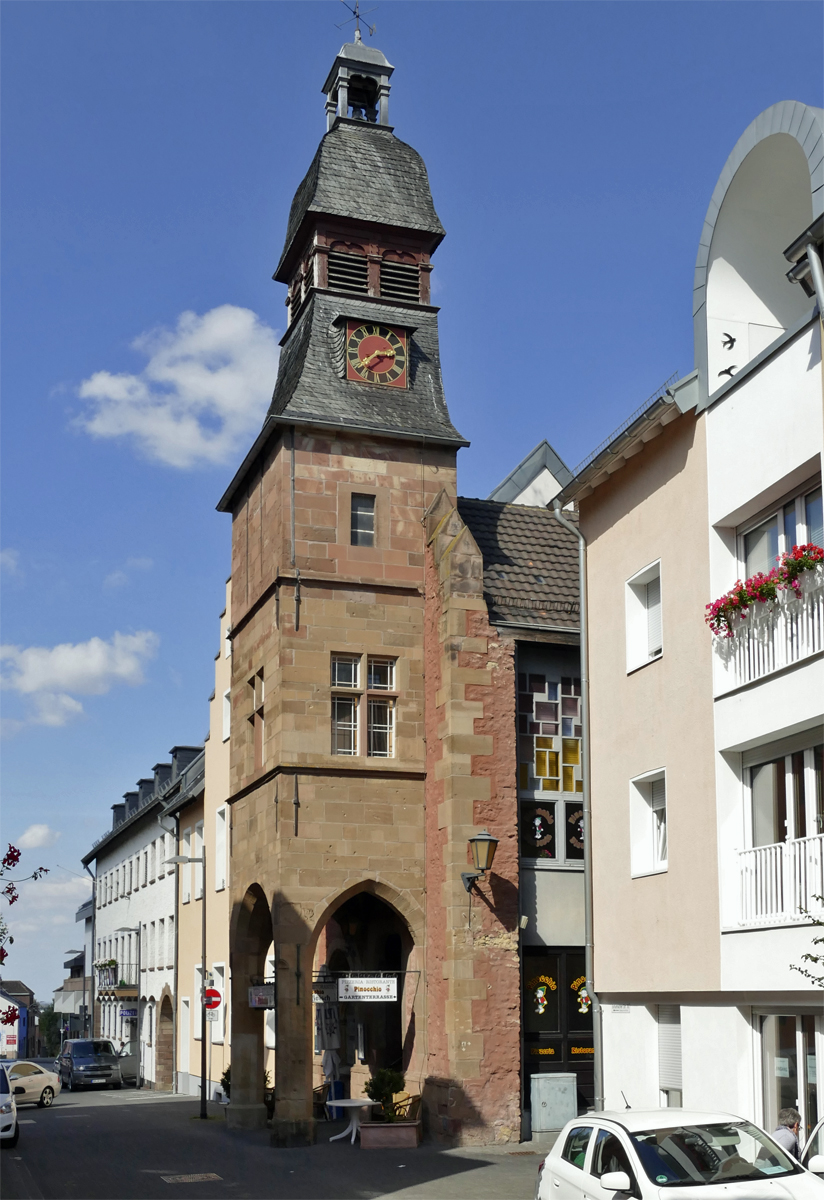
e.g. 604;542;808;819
351;494;375;546
194;822;204;899
181;828;192;904
630;771;667;876
223;690;231;742
367;657;394;690
331;654;360;689
332;695;359;755
626;562;663;672
215;806;227;892
367;698;394;758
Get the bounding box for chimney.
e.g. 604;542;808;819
169;746;203;781
123;791;139;818
111;803;126;829
137;778;155;805
153;762;172;793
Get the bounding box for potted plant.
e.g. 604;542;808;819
359;1068;422;1149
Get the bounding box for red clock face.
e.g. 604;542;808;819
346;322;408;387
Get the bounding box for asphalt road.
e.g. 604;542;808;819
2;1089;540;1200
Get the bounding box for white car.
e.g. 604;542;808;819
803;1119;824;1178
0;1066;18;1148
536;1109;824;1198
7;1061;62;1108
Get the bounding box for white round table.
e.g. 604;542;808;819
328;1097;383;1144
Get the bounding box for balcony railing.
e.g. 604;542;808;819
97;964;138;989
715;569;824;692
739;834;824;927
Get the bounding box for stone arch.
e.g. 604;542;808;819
155;988;174;1092
309;879;426;1098
227;883;273;1130
309;877;424;957
693;101;823;405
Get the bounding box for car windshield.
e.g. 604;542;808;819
629;1121;799;1186
72;1040;114;1057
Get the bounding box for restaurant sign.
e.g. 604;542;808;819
337;976;397;1003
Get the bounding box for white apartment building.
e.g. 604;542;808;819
562;100;823;1135
83;746;203;1089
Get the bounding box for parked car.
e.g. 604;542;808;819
535;1110;824;1198
57;1040;123;1091
0;1065;18;1149
804;1119;824;1178
6;1061;61;1107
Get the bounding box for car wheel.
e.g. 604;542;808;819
111;1081;122;1090
38;1087;55;1108
67;1073;76;1091
1;1126;19;1149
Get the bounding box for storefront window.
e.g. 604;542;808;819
762;1014;819;1141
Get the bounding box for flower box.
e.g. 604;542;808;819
360;1119;422;1149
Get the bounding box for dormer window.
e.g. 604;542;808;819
328;248;368;295
380;258;420;303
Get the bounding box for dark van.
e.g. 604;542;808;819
57;1040;123;1091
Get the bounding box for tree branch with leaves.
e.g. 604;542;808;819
0;843;49;1025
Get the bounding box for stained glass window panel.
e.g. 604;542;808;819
542;778;560;792
562;718;574;736
536;751;549;778
563;766;576;792
536;702;558;721
542;723;558;736
529;675;546;694
562;739;580;765
562;697;578;717
536;736;553;750
519;764;529;791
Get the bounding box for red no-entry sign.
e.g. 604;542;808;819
203;988;222;1009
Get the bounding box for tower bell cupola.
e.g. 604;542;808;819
322;33;394;130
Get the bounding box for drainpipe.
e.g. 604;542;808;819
552;499;604;1112
84;864;96;1037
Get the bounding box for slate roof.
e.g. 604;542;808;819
266;291;467;445
457;498;580;632
275;122;445;280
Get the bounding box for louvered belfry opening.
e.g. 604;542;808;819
327;250;368;295
380;259;420;303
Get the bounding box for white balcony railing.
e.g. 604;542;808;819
739;834;824;927
715;567;824;692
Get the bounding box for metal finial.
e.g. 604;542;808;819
336;0;377;38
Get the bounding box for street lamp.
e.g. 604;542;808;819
166;849;207;1120
64;950;86;1039
114;925;142;1089
461;829;499;892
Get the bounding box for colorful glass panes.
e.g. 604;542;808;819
518;675;582;802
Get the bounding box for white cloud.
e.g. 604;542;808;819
17;824;61;850
0;549;21;576
0;630;159;729
12;873;92;939
103;556;153;590
76;305;280;468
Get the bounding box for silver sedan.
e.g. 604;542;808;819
6;1061;62;1108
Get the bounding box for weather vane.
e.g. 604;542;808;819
336;0;377;40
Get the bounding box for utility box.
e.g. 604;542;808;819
531;1072;577;1136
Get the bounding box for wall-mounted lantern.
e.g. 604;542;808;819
461;829;499;892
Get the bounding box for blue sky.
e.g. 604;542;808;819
2;0;822;1000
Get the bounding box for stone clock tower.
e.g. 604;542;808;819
218;37;529;1148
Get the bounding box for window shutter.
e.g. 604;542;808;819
215;807;227;892
658;1004;682;1089
646;575;662;656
